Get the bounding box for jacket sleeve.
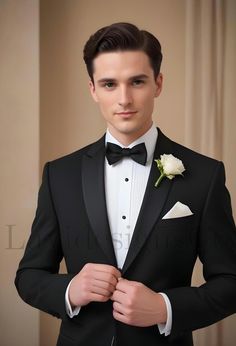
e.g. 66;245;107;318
15;162;75;320
164;162;236;337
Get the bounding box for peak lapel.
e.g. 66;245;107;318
122;129;174;274
82;136;117;266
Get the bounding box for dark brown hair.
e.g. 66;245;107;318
83;22;162;82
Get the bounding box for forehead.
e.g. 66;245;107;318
92;51;153;79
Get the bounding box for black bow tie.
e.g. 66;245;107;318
106;142;147;166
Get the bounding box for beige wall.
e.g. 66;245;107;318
0;0;39;345
219;1;236;344
223;0;236;212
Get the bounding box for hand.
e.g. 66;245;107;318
111;278;167;327
69;263;121;307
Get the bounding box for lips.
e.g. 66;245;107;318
115;111;137;118
117;111;136;114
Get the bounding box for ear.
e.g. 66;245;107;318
89;80;98;102
154;73;163;98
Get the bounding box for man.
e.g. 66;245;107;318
15;23;236;346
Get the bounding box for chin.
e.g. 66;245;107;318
117;121;139;132
117;127;139;136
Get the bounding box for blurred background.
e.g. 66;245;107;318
0;0;235;345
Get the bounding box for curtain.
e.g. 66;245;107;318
185;0;224;160
185;0;236;345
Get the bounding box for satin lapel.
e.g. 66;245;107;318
122;129;174;273
82;136;117;266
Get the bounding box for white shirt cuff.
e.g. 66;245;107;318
157;292;172;336
65;279;81;318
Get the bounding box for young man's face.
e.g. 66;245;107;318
89;50;163;145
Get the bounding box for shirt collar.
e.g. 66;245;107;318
105;123;158;164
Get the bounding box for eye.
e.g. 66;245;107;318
104;82;116;89
132;79;145;86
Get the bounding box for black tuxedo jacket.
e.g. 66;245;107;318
15;129;236;346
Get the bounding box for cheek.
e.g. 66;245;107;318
138;94;155;110
97;100;113;119
97;93;116;108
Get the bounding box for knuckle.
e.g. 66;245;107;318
106;282;112;291
84;263;90;269
104;290;111;297
81;273;89;283
110;267;118;277
96;295;103;302
108;272;114;281
102;295;109;302
126;315;132;324
81;281;90;292
132;286;139;295
110;277;117;287
126;298;133;308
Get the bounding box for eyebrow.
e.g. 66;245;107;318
97;74;149;84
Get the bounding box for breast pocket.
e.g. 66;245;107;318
159;214;195;230
156;215;197;251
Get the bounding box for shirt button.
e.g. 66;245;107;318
122;215;126;219
125;178;129;182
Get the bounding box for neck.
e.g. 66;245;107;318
108;123;153;146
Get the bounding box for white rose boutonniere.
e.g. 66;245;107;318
154;154;185;187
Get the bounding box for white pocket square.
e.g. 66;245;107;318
162;201;193;219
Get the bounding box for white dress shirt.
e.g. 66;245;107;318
65;124;172;336
105;125;156;269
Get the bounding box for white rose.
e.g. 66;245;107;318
154;154;185;187
160;154;185;180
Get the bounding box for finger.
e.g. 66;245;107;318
91;285;113;297
87;263;121;278
93;271;118;287
88;292;110;303
92;279;116;294
110;289;125;303
96;268;121;281
113;301;126;315
116;278;140;291
115;278;130;292
113;310;130;325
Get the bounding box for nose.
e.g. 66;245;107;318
118;86;132;107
